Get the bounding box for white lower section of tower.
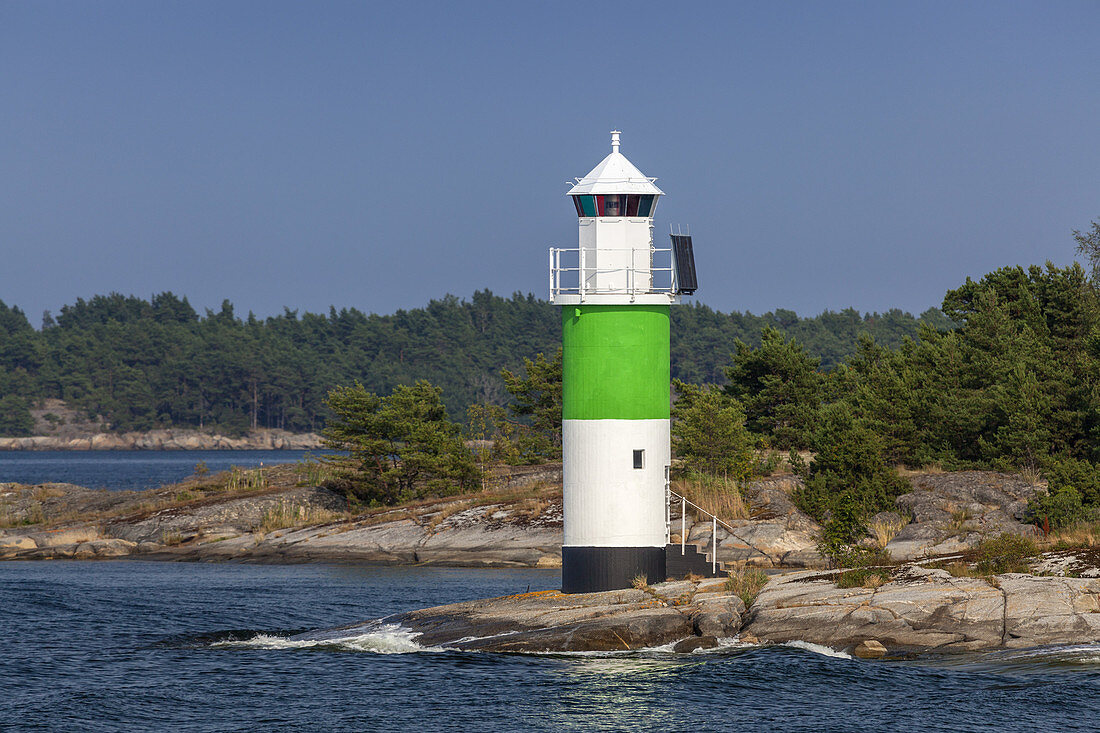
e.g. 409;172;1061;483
562;418;670;548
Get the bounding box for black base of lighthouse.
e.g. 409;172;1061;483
561;546;666;594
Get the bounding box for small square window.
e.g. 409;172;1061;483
632;449;645;469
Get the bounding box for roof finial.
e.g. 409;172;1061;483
610;130;621;153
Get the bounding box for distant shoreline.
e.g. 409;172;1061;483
0;428;322;451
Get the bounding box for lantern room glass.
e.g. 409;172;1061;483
571;194;657;218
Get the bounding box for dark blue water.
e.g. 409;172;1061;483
4;561;1100;732
0;450;316;490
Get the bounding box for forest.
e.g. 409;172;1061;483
0;289;950;436
447;259;1100;542
317;221;1100;542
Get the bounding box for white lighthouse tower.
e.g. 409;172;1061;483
551;131;697;593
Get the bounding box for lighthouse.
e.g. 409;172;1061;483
551;131;697;593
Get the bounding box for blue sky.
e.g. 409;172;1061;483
2;1;1098;323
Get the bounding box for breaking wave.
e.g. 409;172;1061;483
783;640;854;660
208;623;439;654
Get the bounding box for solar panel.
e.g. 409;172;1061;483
670;234;698;294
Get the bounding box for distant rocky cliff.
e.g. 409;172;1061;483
0;428;322;451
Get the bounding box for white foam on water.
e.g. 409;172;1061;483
997;643;1100;665
783;640;853;660
719;635;761;648
210;624;440;654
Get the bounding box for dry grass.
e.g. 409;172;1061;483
0;504;18;528
896;462;945;477
868;517;907;549
631;574;650;590
0;498;46;527
1046;521;1100;549
0;458;561;539
424;501;473;531
835;567;891;589
224;466;268;492
159;530;185;546
940;560;982;578
26;502;44;525
929;560;1003;587
512;497;550;521
31;486;65;501
674;475;749;522
1018;466;1043;485
725;567;769;607
293;458;342;487
341;472;563;531
862;573;886;589
944;504;977;537
258;501;348;533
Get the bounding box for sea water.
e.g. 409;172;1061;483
0;450;316;491
3;561;1100;732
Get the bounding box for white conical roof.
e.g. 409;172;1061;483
567;131;664;196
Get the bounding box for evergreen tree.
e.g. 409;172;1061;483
670;380;756;479
322;381;480;504
724;326;824;449
500;349;563;458
793;403;910;545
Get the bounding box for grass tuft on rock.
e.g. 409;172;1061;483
725;567;769;607
259;501;347;533
868;516;906;549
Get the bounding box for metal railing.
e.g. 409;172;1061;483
549;246;677;300
668;489;740;575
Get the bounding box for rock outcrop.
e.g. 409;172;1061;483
0;480;566;567
0;470;1055;572
743;565;1100;653
390;577;744;652
884;472;1042;560
302;563;1100;655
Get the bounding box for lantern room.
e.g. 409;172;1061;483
551;131;675;304
570;193;658;218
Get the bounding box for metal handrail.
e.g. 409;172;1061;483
556;247;675;252
668;489;739;575
549;246;678;299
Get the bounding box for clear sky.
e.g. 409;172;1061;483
2;1;1098;324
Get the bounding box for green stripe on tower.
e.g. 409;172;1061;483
562;304;670;420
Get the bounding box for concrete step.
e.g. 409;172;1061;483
665;543;725;580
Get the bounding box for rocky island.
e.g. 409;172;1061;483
5;464;1100;656
355;563;1100;657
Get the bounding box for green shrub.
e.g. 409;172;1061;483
836;567;890;589
974;533;1037;574
1028;485;1090;530
723;326;824;450
793;404;910;544
0;395;34;437
819;541;891;569
1026;458;1100;530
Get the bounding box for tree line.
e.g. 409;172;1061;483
674;255;1100;545
321;250;1100;546
0;289;947;436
